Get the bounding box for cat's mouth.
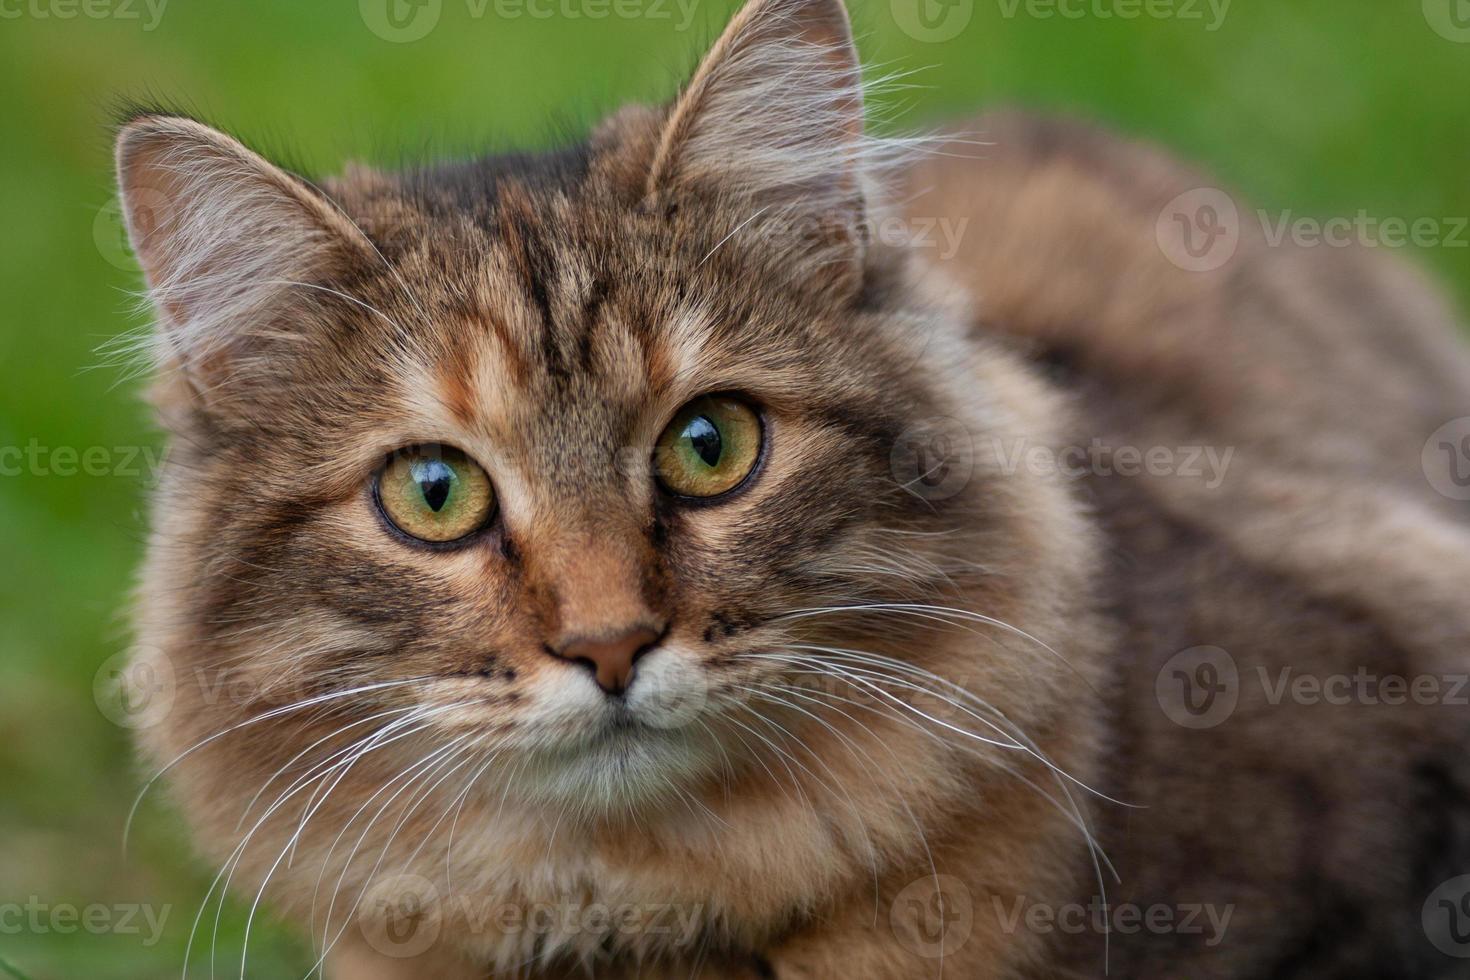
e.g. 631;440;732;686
575;704;653;746
429;646;722;809
564;698;702;752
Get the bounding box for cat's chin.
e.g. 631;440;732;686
506;721;722;816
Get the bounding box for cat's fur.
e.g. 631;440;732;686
115;0;1470;976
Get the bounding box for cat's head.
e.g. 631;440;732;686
119;0;1087;820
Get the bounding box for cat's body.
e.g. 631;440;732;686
908;114;1470;977
115;1;1470;977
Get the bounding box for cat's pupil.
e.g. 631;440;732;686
686;416;722;467
413;459;455;513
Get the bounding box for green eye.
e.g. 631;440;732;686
377;446;495;543
655;396;763;498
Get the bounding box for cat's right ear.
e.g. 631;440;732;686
114;114;374;388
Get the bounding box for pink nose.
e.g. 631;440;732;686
551;626;660;694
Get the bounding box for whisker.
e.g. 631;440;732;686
308;739;477;978
126;674;438;855
774;602;1099;694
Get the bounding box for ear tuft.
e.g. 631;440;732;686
114;115;373;382
648;0;868;204
644;0;910;295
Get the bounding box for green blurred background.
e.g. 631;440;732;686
1;0;1466;976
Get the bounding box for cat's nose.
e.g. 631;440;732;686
550;626;661;695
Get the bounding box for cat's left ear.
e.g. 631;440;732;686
645;0;869;290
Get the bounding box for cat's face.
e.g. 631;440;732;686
119;0;1051;825
182;175;975;809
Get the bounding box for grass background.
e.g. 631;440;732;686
1;0;1467;976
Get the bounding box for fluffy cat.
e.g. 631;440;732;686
115;0;1470;975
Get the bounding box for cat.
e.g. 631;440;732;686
113;0;1470;975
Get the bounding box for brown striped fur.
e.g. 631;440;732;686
116;1;1470;977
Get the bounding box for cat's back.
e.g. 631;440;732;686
905;110;1470;508
905;109;1470;676
907;111;1470;975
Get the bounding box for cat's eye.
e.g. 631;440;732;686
654;396;763;499
376;446;495;543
